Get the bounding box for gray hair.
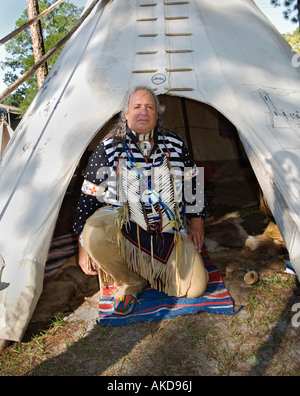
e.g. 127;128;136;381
105;86;167;141
123;86;165;116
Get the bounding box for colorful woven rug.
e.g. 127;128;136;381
97;247;242;327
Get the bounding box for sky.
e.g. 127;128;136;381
0;0;297;95
0;0;86;93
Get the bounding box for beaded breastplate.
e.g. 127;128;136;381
118;152;178;234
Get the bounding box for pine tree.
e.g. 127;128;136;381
271;0;300;28
1;0;82;114
26;0;48;89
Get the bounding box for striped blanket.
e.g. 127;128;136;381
97;247;242;327
45;233;78;277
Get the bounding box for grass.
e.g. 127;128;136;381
0;267;299;376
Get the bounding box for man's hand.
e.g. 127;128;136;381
187;217;205;253
78;240;98;276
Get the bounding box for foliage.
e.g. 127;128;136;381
0;0;83;115
284;27;300;51
271;0;300;26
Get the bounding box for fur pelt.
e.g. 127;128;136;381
204;212;249;252
204;212;287;283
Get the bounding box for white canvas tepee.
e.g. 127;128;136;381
0;0;300;343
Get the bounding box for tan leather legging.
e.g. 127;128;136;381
82;208;208;298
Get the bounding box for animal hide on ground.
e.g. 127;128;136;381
204;212;287;283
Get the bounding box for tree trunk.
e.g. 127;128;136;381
26;0;48;88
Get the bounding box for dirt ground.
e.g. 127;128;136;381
1;207;299;377
1;161;300;377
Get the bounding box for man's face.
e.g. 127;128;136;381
125;90;158;134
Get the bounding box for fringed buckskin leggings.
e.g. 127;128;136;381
81;207;208;298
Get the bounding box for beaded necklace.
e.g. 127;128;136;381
132;130;154;156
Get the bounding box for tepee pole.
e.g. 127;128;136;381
0;0;100;103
